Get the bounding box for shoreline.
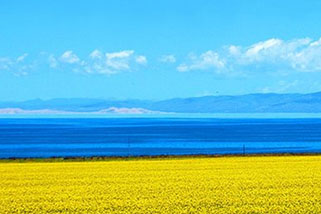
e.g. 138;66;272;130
1;152;321;163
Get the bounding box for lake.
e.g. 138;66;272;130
1;118;321;158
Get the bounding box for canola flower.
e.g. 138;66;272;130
0;155;321;213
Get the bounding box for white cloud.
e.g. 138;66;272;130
105;50;134;70
245;38;282;58
310;38;321;46
16;53;28;62
177;37;321;74
1;49;146;76
177;64;189;72
228;46;241;56
228;37;321;72
106;50;134;59
135;55;147;65
6;36;321;77
287;39;321;71
89;49;103;59
0;55;33;75
177;51;225;72
73;49;145;75
159;55;176;63
174;37;321;74
0;57;12;70
60;51;80;64
48;55;58;68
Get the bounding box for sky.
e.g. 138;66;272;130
2;0;321;101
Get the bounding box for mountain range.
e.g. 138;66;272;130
2;92;321;114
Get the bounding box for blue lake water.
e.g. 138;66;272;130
1;118;321;158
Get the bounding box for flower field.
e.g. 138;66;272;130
1;155;321;213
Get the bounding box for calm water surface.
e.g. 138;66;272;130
1;118;321;158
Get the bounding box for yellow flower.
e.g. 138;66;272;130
0;156;321;213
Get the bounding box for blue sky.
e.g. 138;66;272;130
2;0;321;101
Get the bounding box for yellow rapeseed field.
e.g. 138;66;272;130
1;155;321;213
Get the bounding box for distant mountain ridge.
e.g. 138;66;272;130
2;92;321;113
0;107;162;115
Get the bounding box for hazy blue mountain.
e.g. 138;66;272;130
0;98;152;112
3;92;321;113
